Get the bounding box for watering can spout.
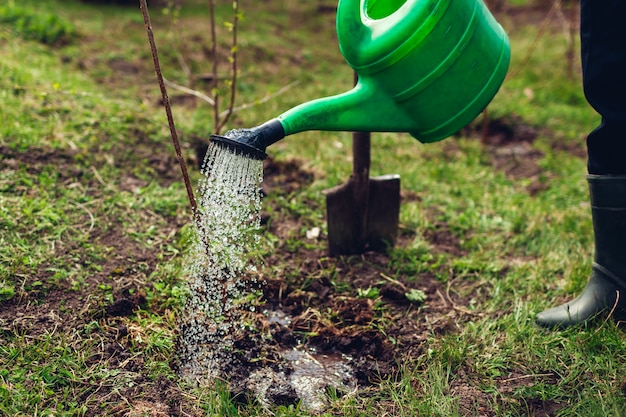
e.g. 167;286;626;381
277;78;419;135
212;0;510;160
212;80;417;159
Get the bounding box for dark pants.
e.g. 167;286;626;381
581;0;626;175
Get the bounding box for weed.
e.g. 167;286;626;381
404;288;427;304
0;281;15;301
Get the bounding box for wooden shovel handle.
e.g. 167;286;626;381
352;131;370;179
352;71;370;180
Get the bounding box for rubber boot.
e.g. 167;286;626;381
535;175;626;329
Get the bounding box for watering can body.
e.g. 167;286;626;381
278;0;510;143
213;0;510;159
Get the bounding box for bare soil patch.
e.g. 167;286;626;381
463;114;586;195
0;140;565;415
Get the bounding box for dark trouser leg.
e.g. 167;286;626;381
581;0;626;175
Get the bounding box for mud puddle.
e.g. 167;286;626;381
242;309;354;411
249;345;355;412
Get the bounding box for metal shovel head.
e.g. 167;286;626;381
325;174;400;256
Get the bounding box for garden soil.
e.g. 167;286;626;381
0;4;585;416
1;126;569;415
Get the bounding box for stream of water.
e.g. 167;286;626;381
177;140;264;381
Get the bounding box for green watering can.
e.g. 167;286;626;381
212;0;510;160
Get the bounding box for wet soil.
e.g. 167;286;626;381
176;136;571;413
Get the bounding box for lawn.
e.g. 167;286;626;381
1;1;625;416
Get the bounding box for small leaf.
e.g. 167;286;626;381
405;289;427;304
357;287;380;300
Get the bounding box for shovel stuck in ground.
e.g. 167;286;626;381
324;129;401;256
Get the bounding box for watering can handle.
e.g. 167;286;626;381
336;0;438;70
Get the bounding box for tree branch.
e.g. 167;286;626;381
139;0;198;223
164;77;216;106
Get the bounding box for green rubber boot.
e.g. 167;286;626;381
535;175;626;329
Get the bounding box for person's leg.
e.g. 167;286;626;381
581;0;626;175
535;0;626;328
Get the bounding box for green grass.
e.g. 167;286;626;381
2;0;626;416
0;3;75;45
